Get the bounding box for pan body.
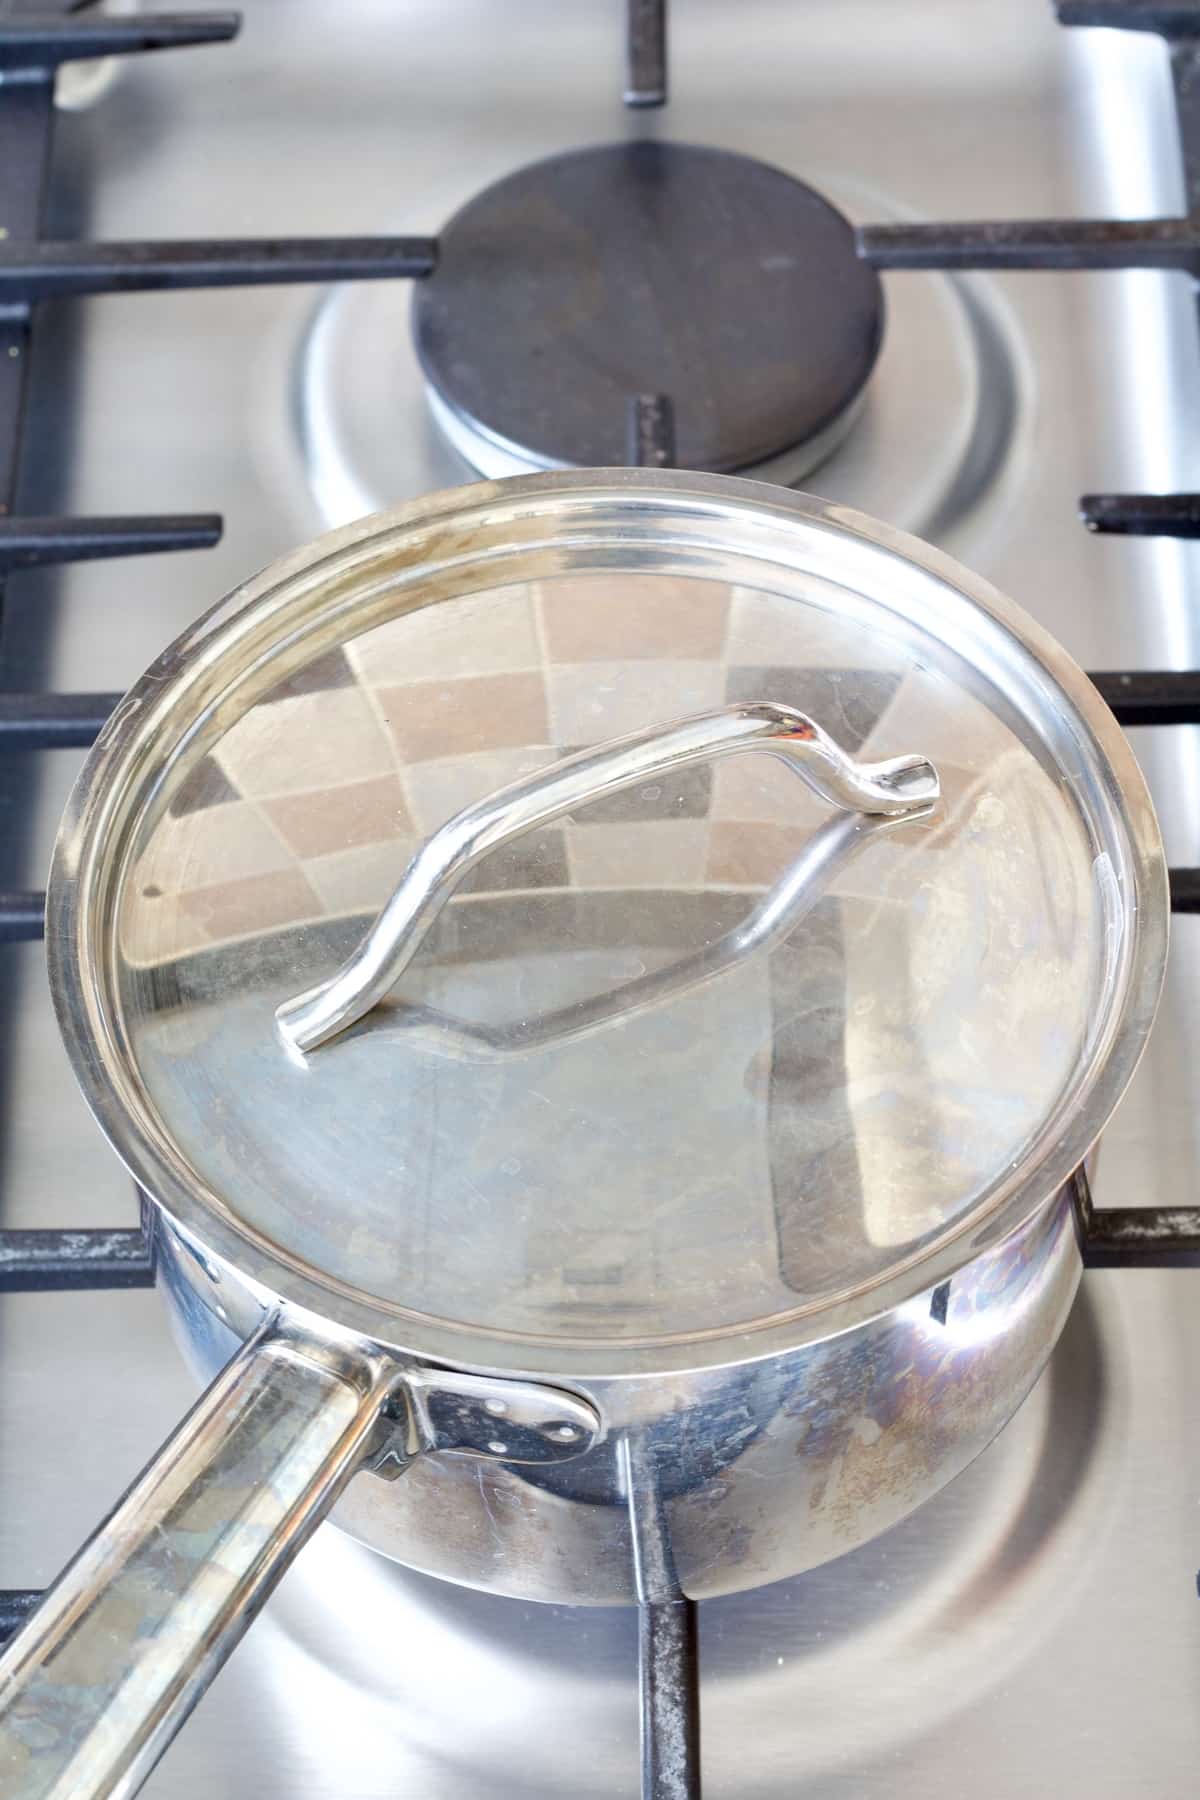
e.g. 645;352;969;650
155;1180;1081;1605
50;473;1149;1602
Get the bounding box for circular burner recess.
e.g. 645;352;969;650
412;141;885;476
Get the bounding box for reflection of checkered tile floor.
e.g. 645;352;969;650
133;573;974;957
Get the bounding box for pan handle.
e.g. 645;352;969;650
276;700;939;1052
0;1322;395;1800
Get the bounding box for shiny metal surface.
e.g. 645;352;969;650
148;1182;1082;1606
18;482;1132;1695
0;1326;393;1800
0;1315;602;1800
277;700;941;1053
11;461;1143;1789
50;475;1163;1365
2;2;1199;1795
280;807;925;1066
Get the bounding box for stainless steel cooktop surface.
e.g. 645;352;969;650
3;1;1200;1792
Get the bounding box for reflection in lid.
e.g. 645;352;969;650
117;571;1104;1346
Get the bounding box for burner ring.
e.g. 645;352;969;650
412;141;885;476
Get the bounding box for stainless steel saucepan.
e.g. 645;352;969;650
0;471;1167;1798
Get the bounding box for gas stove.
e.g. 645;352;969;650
3;1;1200;1794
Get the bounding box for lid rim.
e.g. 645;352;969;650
45;470;1169;1380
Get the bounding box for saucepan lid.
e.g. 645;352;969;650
47;472;1167;1377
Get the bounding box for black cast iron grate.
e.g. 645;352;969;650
859;0;1200;541
856;0;1200;917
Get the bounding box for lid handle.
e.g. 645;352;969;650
276;702;939;1054
328;805;925;1063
